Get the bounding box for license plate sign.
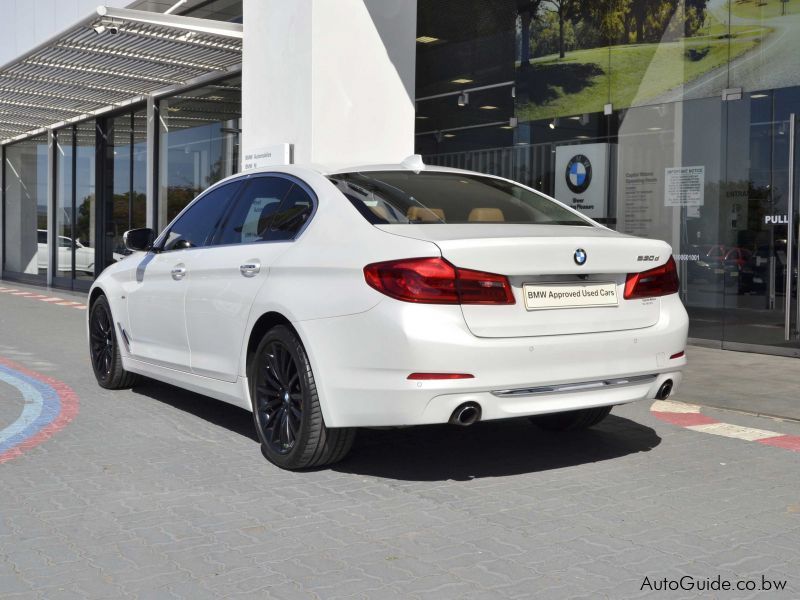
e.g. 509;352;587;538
523;282;618;310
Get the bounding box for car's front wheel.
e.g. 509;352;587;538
529;406;612;431
89;295;138;389
250;325;355;470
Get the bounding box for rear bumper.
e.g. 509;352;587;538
296;295;689;427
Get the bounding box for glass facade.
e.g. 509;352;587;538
415;0;800;356
54;121;98;285
158;75;242;229
2;135;49;282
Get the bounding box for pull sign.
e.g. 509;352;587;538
765;214;789;224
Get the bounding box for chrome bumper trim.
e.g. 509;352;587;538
491;374;658;398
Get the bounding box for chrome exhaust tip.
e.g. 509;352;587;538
449;402;481;426
656;379;673;400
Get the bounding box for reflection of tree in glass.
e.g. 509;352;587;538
75;196;94;246
526;0;710;60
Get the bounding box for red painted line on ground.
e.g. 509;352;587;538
758;435;800;451
651;411;718;427
0;357;79;464
651;403;800;453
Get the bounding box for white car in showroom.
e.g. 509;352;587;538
38;230;96;275
88;159;688;470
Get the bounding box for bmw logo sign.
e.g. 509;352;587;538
566;154;592;194
574;248;587;266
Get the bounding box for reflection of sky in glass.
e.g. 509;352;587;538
159;76;241;225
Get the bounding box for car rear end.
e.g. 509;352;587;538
305;167;688;428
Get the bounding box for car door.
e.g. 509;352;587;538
125;180;243;371
184;175;315;382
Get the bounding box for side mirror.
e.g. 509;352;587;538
123;228;155;252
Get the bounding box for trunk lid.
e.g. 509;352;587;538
377;224;672;338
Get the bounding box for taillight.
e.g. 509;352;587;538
364;257;515;305
624;256;680;299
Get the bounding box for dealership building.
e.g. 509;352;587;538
1;0;799;357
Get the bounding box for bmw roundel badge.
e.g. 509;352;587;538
574;248;587;266
565;154;592;194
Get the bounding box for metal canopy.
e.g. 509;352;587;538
0;6;242;144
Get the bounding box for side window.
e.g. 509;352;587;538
162;181;242;251
37;231;47;244
268;184;314;241
217;176;293;245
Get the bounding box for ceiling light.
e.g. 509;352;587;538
480;105;498;110
549;117;560;130
457;92;469;107
751;93;768;99
648;127;662;131
443;133;456;138
164;0;188;14
416;115;428;120
499;125;513;130
416;36;439;44
576;135;590;139
451;78;473;84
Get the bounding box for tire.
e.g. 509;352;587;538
89;295;139;389
529;406;612;431
249;325;355;470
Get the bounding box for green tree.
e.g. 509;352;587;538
517;0;544;67
545;0;579;58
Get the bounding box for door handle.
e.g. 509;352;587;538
240;261;261;277
171;264;187;281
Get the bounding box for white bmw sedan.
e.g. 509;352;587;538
88;160;688;470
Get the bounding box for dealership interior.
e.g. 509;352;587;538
2;0;800;357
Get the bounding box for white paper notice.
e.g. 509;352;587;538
664;166;704;207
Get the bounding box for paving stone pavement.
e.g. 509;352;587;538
0;282;798;599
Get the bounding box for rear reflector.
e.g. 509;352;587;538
407;373;475;380
624;256;680;299
364;257;515;305
670;351;685;359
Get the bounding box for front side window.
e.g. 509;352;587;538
328;171;590;226
162;180;242;251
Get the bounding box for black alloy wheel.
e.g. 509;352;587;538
255;339;304;454
90;300;115;382
88;295;138;389
250;325;355;470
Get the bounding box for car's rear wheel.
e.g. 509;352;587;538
250;325;355;470
529;406;612;431
89;295;138;389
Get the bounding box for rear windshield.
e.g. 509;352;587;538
328;171;590;226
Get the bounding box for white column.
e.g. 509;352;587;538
241;0;417;169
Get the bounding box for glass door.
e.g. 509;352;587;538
53;121;98;291
97;106;147;274
722;89;800;355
